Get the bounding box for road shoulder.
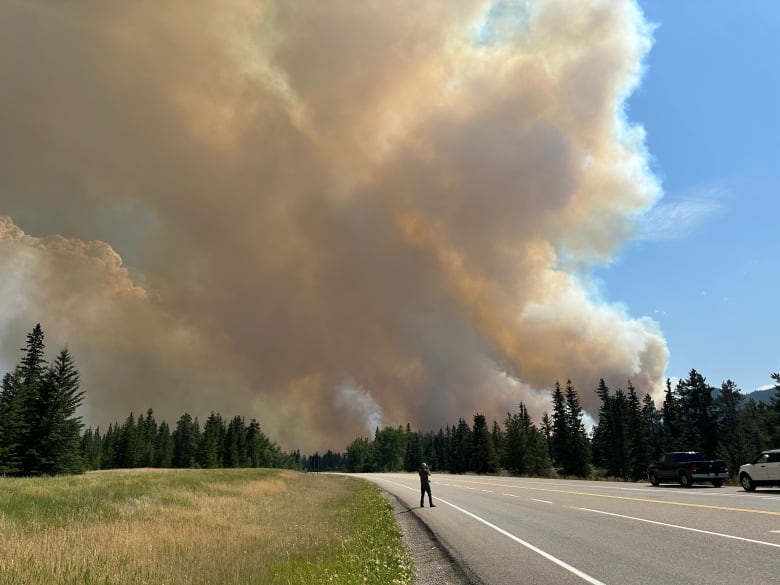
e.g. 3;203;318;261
383;490;482;585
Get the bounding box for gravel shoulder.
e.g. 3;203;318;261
383;490;482;585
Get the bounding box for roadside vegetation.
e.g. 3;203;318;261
0;468;413;585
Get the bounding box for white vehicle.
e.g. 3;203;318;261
739;449;780;491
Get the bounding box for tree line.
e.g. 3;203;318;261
0;325;301;476
337;372;780;481
3;324;779;480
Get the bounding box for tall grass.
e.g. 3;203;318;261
0;469;412;585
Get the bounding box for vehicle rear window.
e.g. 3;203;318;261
674;453;704;462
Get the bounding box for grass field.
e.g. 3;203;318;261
0;469;413;585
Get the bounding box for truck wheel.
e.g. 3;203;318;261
711;479;724;488
679;472;692;488
740;473;756;492
650;472;659;486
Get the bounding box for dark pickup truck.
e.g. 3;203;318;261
648;452;729;488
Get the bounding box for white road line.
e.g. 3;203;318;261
576;507;780;549
374;477;606;585
503;493;520;498
482;490;494;493
532;499;553;504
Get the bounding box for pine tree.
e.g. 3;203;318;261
155;421;174;467
403;431;422;472
662;378;682;451
117;412;138;468
19;324;47;475
641;393;663;462
0;371;26;475
550;381;568;472
46;348;85;474
246;419;272;467
173;413;199;468
470;413;498;474
503;407;529;475
224;416;246;467
564;380;591;477
769;372;780;445
451;418;472;474
627;382;650;481
677;369;718;455
591;379;612;472
199;412;225;468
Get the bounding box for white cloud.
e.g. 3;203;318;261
637;186;727;241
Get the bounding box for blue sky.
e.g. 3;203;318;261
599;1;780;393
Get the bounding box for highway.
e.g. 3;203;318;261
361;473;780;585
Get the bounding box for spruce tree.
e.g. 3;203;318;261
451;418;472;473
677;369;718;455
470;413;498;474
403;431;422;472
641;393;663;462
199;412;225;468
155;421;174;467
564;380;591;477
770;373;780;445
173;413;199;468
550;381;568;472
0;371;26;475
627;382;650;481
19;324;47;475
224;416;247;467
45;348;85;474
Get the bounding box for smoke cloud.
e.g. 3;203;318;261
0;0;667;451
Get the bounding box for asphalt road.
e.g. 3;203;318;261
360;473;780;585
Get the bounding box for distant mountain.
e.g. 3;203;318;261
744;386;778;404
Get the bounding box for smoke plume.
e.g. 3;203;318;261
0;0;667;451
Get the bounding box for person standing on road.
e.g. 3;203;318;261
419;462;435;507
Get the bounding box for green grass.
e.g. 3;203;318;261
0;469;413;585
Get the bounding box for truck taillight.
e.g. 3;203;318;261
690;463;698;472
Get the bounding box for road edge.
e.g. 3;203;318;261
382;489;484;585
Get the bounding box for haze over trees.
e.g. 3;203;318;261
0;325;301;476
2;325;779;479
340;371;780;479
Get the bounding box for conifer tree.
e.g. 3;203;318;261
403;430;422;472
173;413;199;468
503;407;529;474
470;413;498;474
117;412;139;468
641;393;663;461
662;378;682;451
451;418;472;473
19;324;47;475
0;371;26;475
199;412;225;468
155;421;174;467
224;416;247;467
626;382;650;481
770;373;780;445
550;381;568;471
246;419;271;467
564;380;591;477
677;369;718;455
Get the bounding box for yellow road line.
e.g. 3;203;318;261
448;478;780;517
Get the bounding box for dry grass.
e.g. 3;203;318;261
0;469;412;585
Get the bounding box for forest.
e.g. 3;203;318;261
0;325;300;476
335;374;780;480
1;325;779;480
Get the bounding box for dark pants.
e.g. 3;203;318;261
420;482;432;506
